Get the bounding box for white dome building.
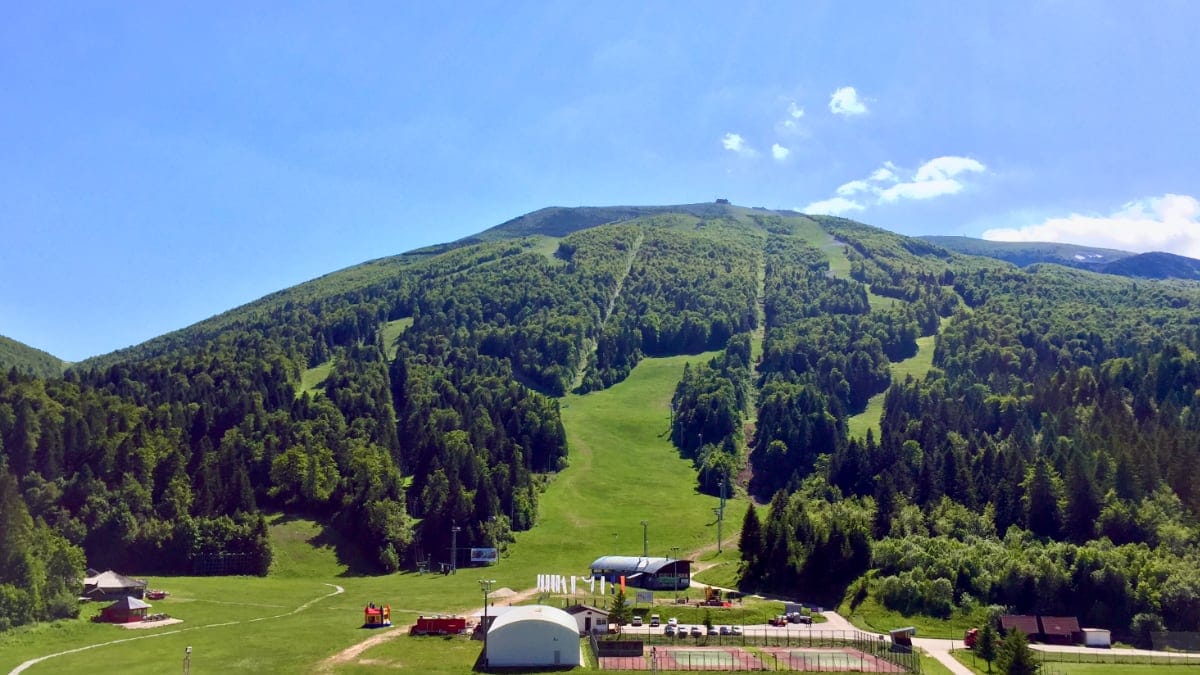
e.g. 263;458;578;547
486;604;581;668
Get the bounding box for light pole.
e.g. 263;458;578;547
640;520;648;558
670;546;682;595
450;525;462;574
183;646;192;675
479;579;495;668
712;507;724;553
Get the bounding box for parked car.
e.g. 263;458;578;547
731;626;743;636
677;626;690;638
668;617;678;627
664;625;676;636
650;614;660;626
631;615;643;626
707;625;719;636
787;612;813;624
719;625;731;635
768;615;789;627
690;625;702;637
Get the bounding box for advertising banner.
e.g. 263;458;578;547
470;548;498;564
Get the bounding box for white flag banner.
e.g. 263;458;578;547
537;574;544;592
571;576;577;595
600;577;606;595
589;577;596;593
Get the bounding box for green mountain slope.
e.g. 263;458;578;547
0;334;65;378
3;203;1200;643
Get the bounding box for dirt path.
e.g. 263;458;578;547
316;585;542;671
9;584;343;675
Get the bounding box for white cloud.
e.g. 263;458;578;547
879;156;987;202
806;155;987;216
722;132;746;152
836;180;873;197
914;156;986;182
869;166;897;182
804;196;865;216
983;194;1200;257
771;143;790;161
788;101;805;119
829;86;868;116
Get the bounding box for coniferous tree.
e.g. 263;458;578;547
976;622;998;673
996;628;1039;675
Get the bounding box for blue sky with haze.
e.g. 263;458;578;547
3;2;1199;361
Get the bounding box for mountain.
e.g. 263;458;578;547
0;334;65;378
3;203;1200;637
920;235;1132;268
1099;251;1200;280
922;234;1200;281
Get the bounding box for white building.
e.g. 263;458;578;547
486;605;581;668
565;604;610;634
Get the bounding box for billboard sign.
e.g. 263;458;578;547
470;548;498;564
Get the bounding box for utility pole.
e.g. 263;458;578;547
640;520;648;558
713;507;724;553
670;546;681;595
450;525;461;574
479;579;495;669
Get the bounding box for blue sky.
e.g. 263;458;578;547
3;2;1199;361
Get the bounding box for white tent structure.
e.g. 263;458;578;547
486;605;580;668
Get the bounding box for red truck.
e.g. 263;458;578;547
964;628;979;648
411;615;468;635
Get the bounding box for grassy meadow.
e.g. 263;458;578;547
846;332;939;441
2;352;737;673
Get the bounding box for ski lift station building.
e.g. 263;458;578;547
486;605;581;668
589;556;691;590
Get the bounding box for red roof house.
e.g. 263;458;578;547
98;596;152;623
1000;615;1040;639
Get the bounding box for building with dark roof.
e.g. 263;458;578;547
588;556;691;591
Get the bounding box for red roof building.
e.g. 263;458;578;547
1039;616;1081;644
1000;615;1040;638
98;596;151;623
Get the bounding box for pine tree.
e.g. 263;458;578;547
996;628;1039;675
976;622;998;673
609;590;631;626
739;504;762;566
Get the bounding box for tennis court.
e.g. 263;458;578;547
599;646;763;671
759;646;908;672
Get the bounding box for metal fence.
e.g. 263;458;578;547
1153;632;1200;654
591;629;920;673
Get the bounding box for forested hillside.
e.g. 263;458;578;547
3;203;1200;642
0;335;64;379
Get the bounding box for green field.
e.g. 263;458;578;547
846;332;939;441
299;357;336;396
953;649;1200;675
1;352;736;674
839;595;986;640
379;317;414;360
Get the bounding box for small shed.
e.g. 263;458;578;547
99;596;151;623
565;604;610;634
486;605;581;668
1081;628;1111;648
1039;616;1081;644
1000;615;1040;639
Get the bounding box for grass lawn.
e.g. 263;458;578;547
840;595;986;640
952;649;1200;675
847;331;939;441
918;647;956;675
4;353;736;674
379;317;413;361
298;357;335;397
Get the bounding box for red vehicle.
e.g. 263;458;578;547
146;590;169;600
768;615;789;627
411;615;468;635
964;628;979;648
